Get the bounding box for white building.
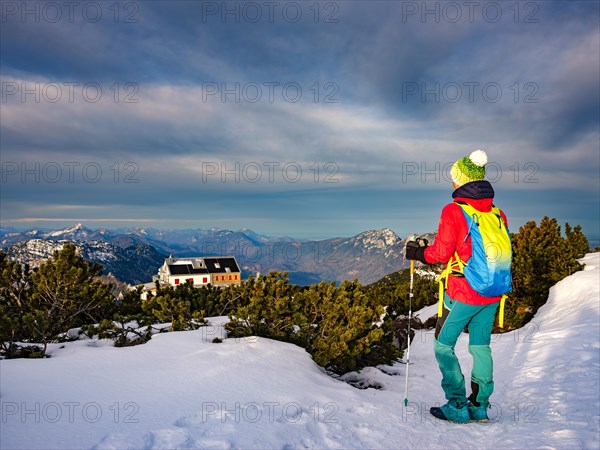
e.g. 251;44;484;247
140;256;242;300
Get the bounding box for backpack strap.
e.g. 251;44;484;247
494;206;509;328
436;265;448;317
436;251;466;317
436;203;473;317
498;294;507;328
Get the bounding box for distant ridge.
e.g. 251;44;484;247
1;224;436;285
3;238;166;286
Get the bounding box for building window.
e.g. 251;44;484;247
203;277;208;283
188;278;194;283
174;279;179;285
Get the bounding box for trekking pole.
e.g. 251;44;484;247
404;249;415;407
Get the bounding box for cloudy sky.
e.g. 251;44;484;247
1;1;599;240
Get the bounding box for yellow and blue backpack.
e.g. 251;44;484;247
437;201;512;326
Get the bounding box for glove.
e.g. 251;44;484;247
405;239;429;265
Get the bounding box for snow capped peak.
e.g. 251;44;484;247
66;223;86;232
354;228;401;247
126;228;145;236
47;223;90;237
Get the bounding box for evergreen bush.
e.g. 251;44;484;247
502;217;588;330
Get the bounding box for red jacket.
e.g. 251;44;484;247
423;181;508;305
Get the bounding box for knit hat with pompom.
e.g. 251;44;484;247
450;150;488;187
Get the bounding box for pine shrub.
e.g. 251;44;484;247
0;244;115;356
502;217;588;330
226;272;400;374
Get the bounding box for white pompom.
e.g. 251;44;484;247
470;149;488;167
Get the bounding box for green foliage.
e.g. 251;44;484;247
303;280;389;372
503;217;587;330
134;280;227;332
26;243;115;350
76;286;157;347
565;223;590;259
63;280;221;348
0;252;32;346
1;342;44;359
81;318;154;347
116;286;146;317
363;268;438;359
1;244;116;356
142;288;205;332
224;272;303;341
149;281;228;318
365;268;439;317
226;272;399;373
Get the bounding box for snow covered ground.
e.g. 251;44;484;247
1;254;599;449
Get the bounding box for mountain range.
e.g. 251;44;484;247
2;237;166;286
0;224;434;285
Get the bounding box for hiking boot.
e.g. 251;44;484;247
430;403;470;424
467;402;489;422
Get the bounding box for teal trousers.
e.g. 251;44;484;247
433;294;499;408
